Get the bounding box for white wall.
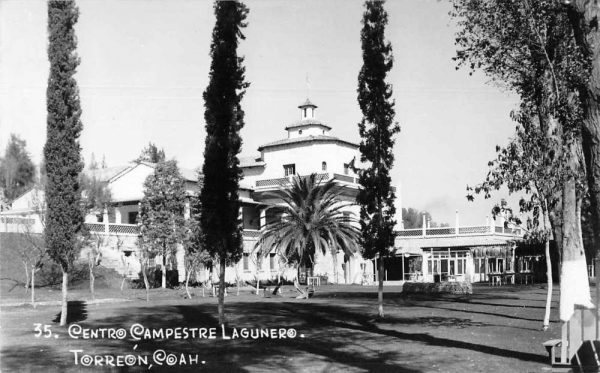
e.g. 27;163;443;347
109;164;155;202
288;126;328;138
259;141;359;180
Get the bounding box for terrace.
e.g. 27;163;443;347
255;172;359;189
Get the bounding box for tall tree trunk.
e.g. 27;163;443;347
23;262;30;293
560;176;593;321
162;253;167;289
333;251;338;284
89;255;95;300
542;201;553;330
141;261;150;302
569;1;600;294
60;269;68;326
543;239;553;330
218;256;226;325
378;255;384;318
185;266;192;299
31;265;36;309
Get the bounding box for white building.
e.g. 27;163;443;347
238;99;375;285
0;100;381;285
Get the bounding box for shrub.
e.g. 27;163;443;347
402;281;472;295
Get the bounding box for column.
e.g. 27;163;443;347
259;208;266;230
401;254;405;281
184;199;190;220
115;206;122;224
103;205;109;234
455;210;459;235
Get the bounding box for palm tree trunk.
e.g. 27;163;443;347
59;269;68;326
294;267;307;299
378;254;385;318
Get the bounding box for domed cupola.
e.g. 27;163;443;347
285;99;332;138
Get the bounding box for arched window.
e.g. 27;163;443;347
322;161;327;171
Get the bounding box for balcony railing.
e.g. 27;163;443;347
396;225;522;238
256;172;358;188
0;216;35;225
243;229;261;239
84;224;262;238
86;223;140;235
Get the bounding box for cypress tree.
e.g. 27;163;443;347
356;0;400;318
44;0;84;326
198;0;249;325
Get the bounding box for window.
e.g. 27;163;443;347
299;129;303;135
284;164;295;176
343;163;349;175
128;211;138;224
243;253;250;271
322;161;327;171
269;253;276;271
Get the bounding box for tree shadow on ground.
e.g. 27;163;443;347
1;298;550;372
1;345;76;372
417;303;560;324
285;302;548;364
52;300;87;324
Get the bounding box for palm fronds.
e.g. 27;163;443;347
255;174;360;269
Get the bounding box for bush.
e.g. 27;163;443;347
135;268;179;288
402;281;472;295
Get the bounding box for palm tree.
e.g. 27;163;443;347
255;173;361;298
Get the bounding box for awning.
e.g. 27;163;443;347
394;245;423;255
471;245;513;258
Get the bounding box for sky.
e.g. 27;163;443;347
0;0;522;226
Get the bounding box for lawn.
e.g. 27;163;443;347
0;283;561;372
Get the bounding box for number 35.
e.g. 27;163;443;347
33;324;52;338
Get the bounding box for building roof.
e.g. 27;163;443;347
107;162;199;183
284;119;332;131
298;98;317;108
88;165;131;182
180;167;200;182
239;155;265;168
258;135;359;151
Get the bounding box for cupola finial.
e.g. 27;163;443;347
298;99;317;120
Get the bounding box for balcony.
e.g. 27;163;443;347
85;224;261;239
396;225;522;238
255;173;359;189
243;229;261;239
86;222;140;236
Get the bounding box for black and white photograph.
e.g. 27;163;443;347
1;0;600;372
